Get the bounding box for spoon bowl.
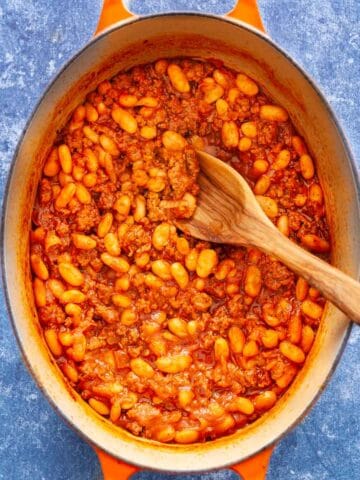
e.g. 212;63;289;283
178;150;360;324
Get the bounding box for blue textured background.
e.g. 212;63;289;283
1;1;359;479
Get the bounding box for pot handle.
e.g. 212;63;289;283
227;0;265;31
95;2;269;480
95;447;140;479
96;0;265;34
95;445;274;479
95;0;134;34
230;446;274;479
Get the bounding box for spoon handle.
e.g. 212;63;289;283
246;225;360;325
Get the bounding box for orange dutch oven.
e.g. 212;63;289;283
2;1;360;479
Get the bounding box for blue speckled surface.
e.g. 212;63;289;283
0;1;359;479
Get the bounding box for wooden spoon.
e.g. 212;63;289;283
177;150;360;324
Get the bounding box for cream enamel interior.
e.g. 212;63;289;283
3;14;360;472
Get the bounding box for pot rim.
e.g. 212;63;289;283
2;11;359;471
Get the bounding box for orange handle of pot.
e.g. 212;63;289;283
95;1;269;479
230;446;273;479
96;445;274;479
96;0;265;34
227;0;265;31
95;0;134;33
95;447;140;479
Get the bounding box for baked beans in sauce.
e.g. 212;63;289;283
30;58;330;444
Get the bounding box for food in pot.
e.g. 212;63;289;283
30;58;330;444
